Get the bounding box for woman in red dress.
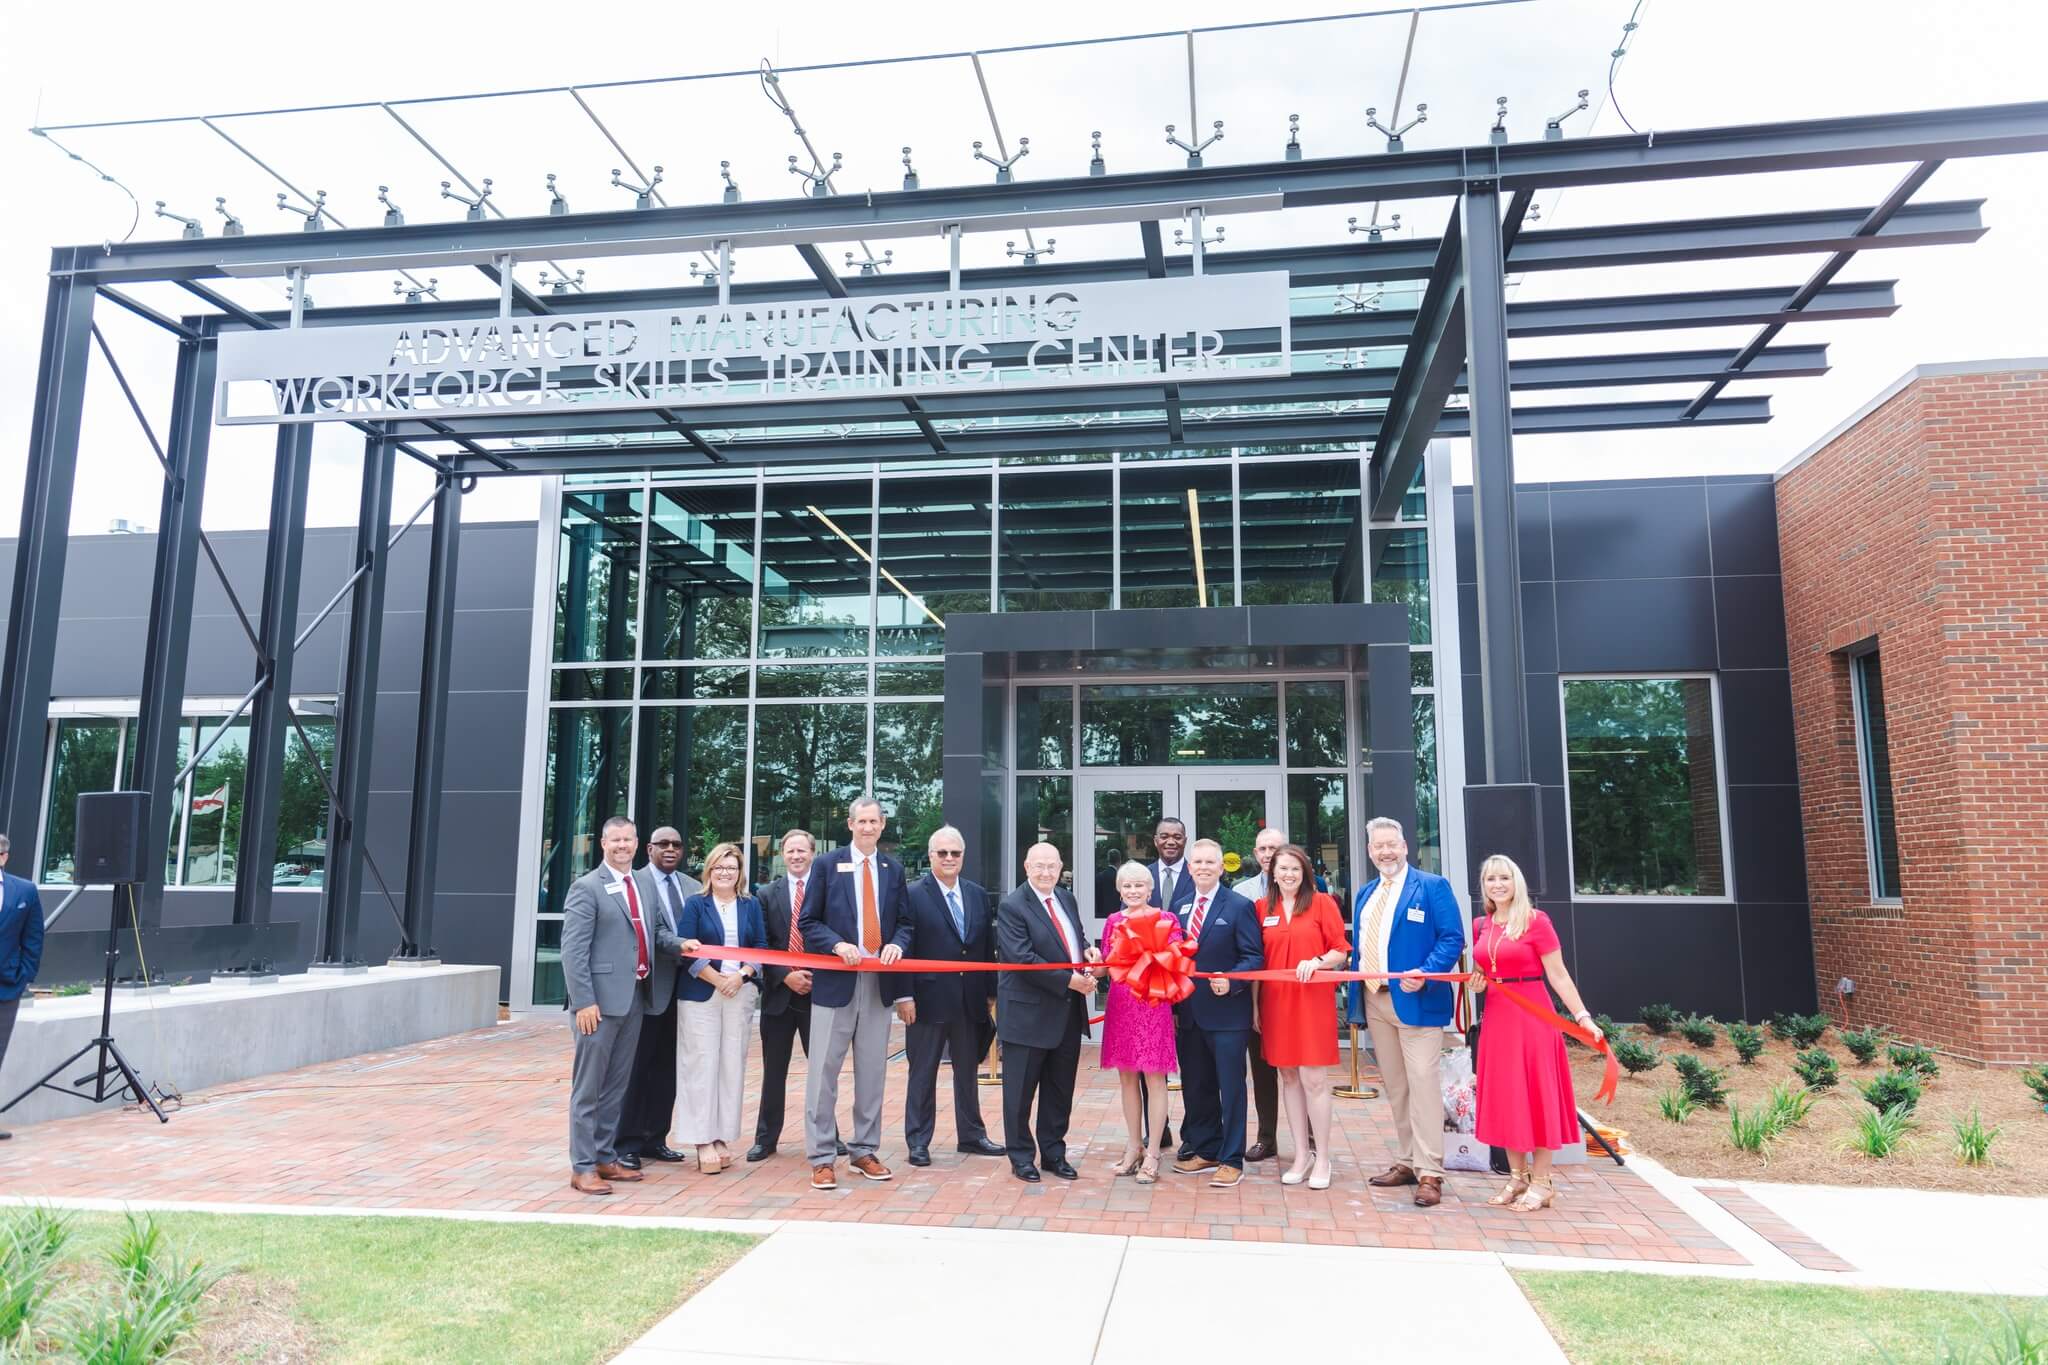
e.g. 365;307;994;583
1257;845;1350;1190
1469;853;1601;1211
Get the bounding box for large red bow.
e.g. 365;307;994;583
1106;911;1195;1006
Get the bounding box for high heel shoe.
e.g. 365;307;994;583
1487;1168;1533;1207
1135;1155;1160;1185
1307;1162;1332;1191
1280;1165;1310;1186
1511;1176;1555;1212
1110;1149;1143;1177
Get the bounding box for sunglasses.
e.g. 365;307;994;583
932;849;964;858
649;839;684;849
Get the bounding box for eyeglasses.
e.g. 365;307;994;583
649;839;683;849
932;849;964;858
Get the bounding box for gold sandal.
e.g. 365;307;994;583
1135;1155;1160;1185
1110;1149;1143;1177
1487;1167;1533;1207
1511;1177;1555;1212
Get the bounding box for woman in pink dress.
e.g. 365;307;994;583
1099;860;1181;1184
1469;853;1602;1211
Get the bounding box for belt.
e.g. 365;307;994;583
1491;974;1544;983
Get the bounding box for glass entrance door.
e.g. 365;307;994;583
1074;771;1285;927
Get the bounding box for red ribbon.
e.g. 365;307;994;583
1104;911;1195;1006
1478;974;1619;1105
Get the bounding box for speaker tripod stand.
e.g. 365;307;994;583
0;883;167;1124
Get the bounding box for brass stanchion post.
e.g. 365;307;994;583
1334;1022;1379;1100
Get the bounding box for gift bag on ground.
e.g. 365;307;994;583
1440;1044;1488;1172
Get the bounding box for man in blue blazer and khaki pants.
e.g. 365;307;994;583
0;832;46;1141
1351;816;1466;1207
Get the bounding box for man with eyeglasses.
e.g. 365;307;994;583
615;825;701;1169
899;826;1005;1167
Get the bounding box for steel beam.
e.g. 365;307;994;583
1367;211;1465;520
129;333;219;928
1463;183;1531;787
0;276;93;872
58;102;2048;282
229;424;313;929
399;475;461;960
317;439;396;966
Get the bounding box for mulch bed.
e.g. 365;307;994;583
1566;1032;2048;1195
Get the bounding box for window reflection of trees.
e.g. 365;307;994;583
1080;684;1279;766
749;703;865;884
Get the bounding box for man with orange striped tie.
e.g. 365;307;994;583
800;795;915;1191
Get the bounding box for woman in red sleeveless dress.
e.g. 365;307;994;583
1469;853;1601;1211
1257;845;1351;1190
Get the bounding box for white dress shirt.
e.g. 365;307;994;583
1156;859;1187;906
1038;890;1080;962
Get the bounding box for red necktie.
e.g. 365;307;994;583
861;859;881;953
1044;897;1071;961
788;876;805;953
622;874;650;980
1190;894;1208;942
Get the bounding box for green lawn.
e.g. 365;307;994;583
36;1210;756;1364
1517;1271;2045;1364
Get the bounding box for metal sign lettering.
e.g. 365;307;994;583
214;272;1291;425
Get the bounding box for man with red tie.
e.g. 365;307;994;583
799;796;916;1190
561;816;698;1195
994;842;1103;1183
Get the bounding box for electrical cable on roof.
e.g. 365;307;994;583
1607;0;1647;135
30;128;140;244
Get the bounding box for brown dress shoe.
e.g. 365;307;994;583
1208;1165;1244;1188
1368;1163;1418;1187
595;1162;644;1182
850;1154;893;1182
570;1171;613;1196
1174;1154;1220;1175
810;1164;839;1191
1413;1176;1444;1208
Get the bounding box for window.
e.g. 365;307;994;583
1851;649;1902;901
41;719;121;884
1563;676;1730;898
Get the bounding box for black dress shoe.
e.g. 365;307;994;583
957;1137;1006;1157
1012;1164;1042;1183
907;1147;932;1167
745;1142;775;1163
1176;1144;1196;1161
645;1145;687;1164
1243;1141;1278;1163
835;1140;850;1157
615;1152;643;1171
1044;1159;1079;1180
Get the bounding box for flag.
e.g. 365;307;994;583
192;782;228;814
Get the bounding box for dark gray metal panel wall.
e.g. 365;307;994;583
1453;474;1813;1022
0;520;538;999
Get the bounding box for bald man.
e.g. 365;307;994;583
995;842;1101;1182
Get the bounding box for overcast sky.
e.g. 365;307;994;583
1;0;2042;533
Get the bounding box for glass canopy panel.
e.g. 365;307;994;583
1238;458;1362;605
758;480;873;657
876;474;994;656
998;467;1112;612
1119;462;1235;609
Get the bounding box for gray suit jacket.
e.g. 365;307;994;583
561;863;664;1017
643;865;702;1010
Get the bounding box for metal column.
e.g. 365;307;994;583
129;332;218;928
397;474;461;961
0;273;94;871
1459;182;1544;893
317;438;396;967
230;424;314;929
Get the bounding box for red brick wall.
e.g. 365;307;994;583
1777;367;2048;1065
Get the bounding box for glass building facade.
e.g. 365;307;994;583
520;446;1453;1007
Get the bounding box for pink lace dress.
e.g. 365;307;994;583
1098;908;1181;1073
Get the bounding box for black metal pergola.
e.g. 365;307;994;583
8;92;2046;969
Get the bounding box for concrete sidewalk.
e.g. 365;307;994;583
611;1221;1567;1365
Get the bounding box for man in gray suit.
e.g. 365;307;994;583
615;825;702;1168
562;815;698;1195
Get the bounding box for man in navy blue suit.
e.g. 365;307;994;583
1148;817;1194;1154
1350;816;1467;1208
1171;839;1265;1187
799;795;914;1191
898;825;1005;1166
0;833;46;1141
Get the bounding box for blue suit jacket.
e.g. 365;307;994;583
1151;861;1197;915
674;893;767;1004
800;847;914;1008
1175;885;1263;1032
1348;866;1466;1028
0;871;44;1002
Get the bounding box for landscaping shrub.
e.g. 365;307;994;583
1791;1047;1839;1091
1858;1069;1924;1115
1931;1303;2046;1362
1728;1102;1775;1155
1;1207;72;1350
2025;1065;2048;1112
1639;1003;1679;1036
61;1213;217;1365
1886;1042;1941;1078
1767;1011;1799;1041
1785;1012;1831;1047
1840;1025;1885;1065
1727;1020;1765;1065
1656;1087;1696;1124
1612;1036;1662;1077
1671;1053;1729;1109
1950;1107;2000;1167
1761;1081;1815;1134
1592;1013;1619;1043
1677;1013;1719;1048
1843;1103;1916;1159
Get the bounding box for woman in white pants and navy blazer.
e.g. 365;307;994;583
664;841;767;1174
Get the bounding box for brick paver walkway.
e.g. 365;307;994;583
2;1019;1742;1263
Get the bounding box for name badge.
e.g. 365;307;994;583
834;862;854;874
1406;907;1426;922
604;882;626;896
1262;915;1280;927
